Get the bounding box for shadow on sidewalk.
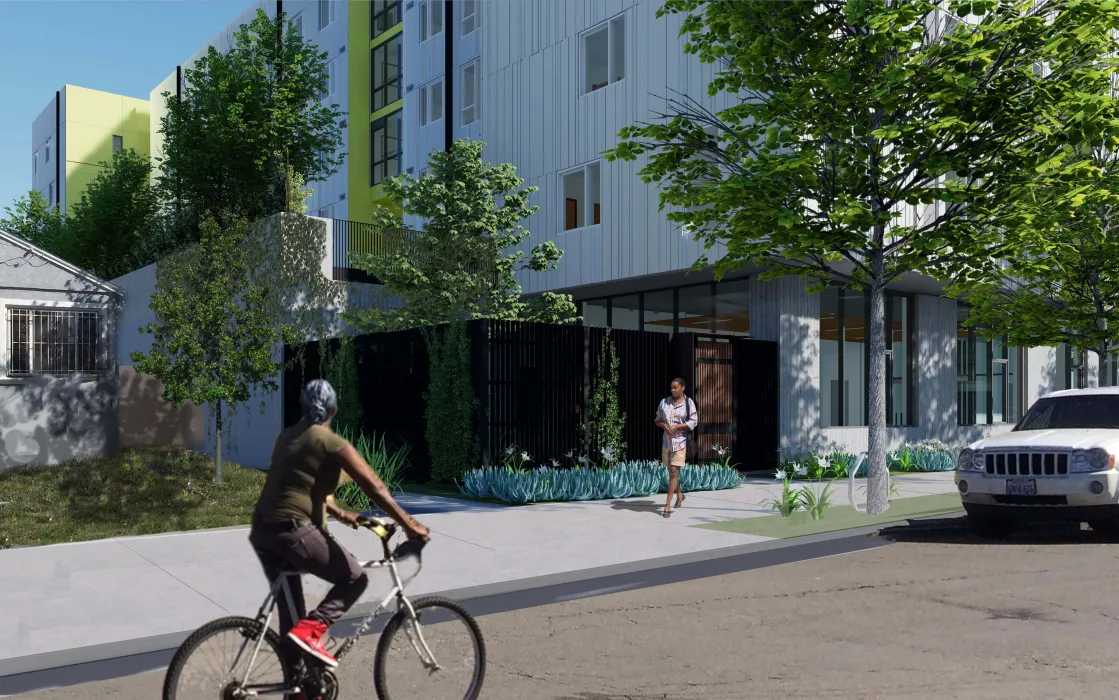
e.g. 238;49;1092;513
609;500;665;515
877;516;1115;546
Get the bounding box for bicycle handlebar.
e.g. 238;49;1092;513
348;516;429;561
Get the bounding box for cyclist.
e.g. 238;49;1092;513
249;378;429;672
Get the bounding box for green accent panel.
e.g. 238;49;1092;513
371;98;403;123
693;492;963;538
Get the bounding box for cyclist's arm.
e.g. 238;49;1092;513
336;445;428;538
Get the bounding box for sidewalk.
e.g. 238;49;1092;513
0;472;958;677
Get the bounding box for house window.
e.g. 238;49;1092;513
32;151;37;179
7;308;103;376
561;162;601;231
419;0;443;42
370;108;402;186
112;135;123;154
319;0;336;30
48;182;54;205
582;14;625;94
291;12;303;37
957;304;1021;425
461;0;478;35
322;60;336;102
371;0;401;38
420;79;444;126
45;140;51;163
461;60;479;126
371;35;402;112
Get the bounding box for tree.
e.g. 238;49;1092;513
344;139;578;333
130;215;298;482
606;0;1119;514
0;190;69;258
67;149;163;280
156;8;343;236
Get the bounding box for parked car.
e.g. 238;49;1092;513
955;387;1119;537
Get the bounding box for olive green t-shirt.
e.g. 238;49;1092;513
253;419;351;528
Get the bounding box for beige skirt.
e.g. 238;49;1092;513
662;446;686;468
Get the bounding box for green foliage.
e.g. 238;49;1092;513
322;335;362;438
156;8;343;234
67;149;164;279
129;214;298;476
457;461;743;503
605;0;1119;514
765;478;806;517
423;320;479;483
0;190;68;257
334;428;412;501
344;139;578;333
582;330;626;462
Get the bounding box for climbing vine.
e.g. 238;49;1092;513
582;330;626;463
423;320;478;482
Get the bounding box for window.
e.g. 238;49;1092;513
419;79;444;125
370;109;402;186
678;284;715;333
820;286;866;427
318;204;335;219
1056;343;1085;390
582;14;625;94
371;0;401;38
957;304;1021;425
45;140;51;163
461;60;479;126
291;12;303;37
32;151;37;179
48;182;54;205
322;60;336;102
581;299;607;328
371;36;402;112
1016;394;1119;431
319;0;336;30
562;162;601;231
112;135;123;154
419;0;443;42
643;291;674;334
461;0;478;35
7;308;103;376
611;295;640;331
713;279;750;336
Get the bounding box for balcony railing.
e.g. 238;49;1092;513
331;219;422;283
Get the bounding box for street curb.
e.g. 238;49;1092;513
0;511;961;683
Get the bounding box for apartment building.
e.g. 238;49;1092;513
31;85;150;217
397;0;1095;456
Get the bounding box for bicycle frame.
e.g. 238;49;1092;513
231;527;438;698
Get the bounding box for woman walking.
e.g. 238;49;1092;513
655;377;698;518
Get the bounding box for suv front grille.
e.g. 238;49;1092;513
984;451;1068;476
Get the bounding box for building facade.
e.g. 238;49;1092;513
397;0;1098;457
31;85;150;217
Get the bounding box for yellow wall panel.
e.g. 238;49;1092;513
348;0;373;224
64;161;106;215
65;121;116;168
65;85;126;131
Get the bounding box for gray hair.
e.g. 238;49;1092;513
301;379;338;423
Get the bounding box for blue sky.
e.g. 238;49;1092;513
0;0;253;217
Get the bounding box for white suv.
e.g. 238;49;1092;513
955;387;1119;536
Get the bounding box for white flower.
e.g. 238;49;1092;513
550;459;560;468
505;446;515;456
578;455;589;465
601;446;616;462
774;468;787;480
795;465;808;477
565;450;574;458
521;451;531;462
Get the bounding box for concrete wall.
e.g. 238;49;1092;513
0;237;120;468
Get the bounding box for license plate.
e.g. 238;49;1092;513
1006;478;1037;496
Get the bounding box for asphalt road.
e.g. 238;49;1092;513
14;519;1119;699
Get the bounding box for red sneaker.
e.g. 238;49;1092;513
287;619;338;668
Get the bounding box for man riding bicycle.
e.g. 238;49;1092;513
249;379;429;672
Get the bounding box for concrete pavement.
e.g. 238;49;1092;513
0;472;958;678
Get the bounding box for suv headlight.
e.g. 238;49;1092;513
1071;448;1113;473
957;448;979;471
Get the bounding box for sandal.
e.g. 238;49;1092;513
674;494;687;509
662;508;672;518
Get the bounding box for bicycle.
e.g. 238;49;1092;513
161;517;486;700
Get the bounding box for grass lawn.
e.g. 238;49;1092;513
0;447;266;548
694;492;963;538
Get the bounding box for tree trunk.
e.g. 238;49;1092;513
215;400;224;484
866;276;889;515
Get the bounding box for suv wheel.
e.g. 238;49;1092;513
967;515;1014;538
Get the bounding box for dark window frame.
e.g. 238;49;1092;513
371;0;401;39
957;305;1023;425
370;109;402;186
370;35;402;113
577;279;750;339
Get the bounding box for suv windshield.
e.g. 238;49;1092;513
1016;395;1119;431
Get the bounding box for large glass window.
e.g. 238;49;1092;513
713;279;750;336
611;295;640;331
582;299;607;328
1056;343;1085;390
371;36;402;112
370;109;401;186
821;286;913;428
643;291;674;334
678;284;714;333
371;0;401;39
958;304;1021;425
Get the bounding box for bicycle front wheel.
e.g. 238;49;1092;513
162;616;296;700
373;596;486;700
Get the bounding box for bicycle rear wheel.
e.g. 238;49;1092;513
162;616;296;700
373;596;486;700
